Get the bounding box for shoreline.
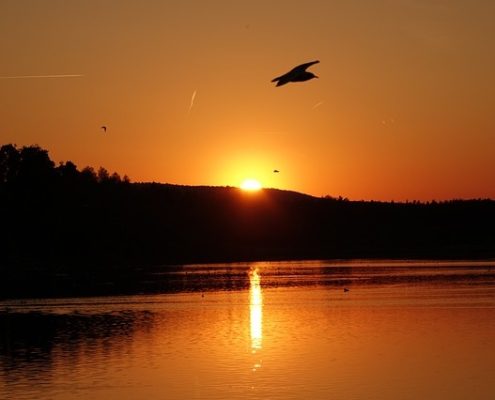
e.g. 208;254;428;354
2;256;494;301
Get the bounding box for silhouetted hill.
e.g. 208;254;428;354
1;144;495;298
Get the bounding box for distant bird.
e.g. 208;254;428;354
343;288;350;293
271;60;320;87
101;126;107;133
273;169;280;173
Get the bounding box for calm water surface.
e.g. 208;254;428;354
1;260;495;400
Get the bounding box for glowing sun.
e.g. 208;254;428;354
240;178;262;191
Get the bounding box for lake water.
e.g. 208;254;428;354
1;260;495;400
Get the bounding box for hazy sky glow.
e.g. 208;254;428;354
1;0;494;201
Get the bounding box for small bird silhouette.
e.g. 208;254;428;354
343;288;350;293
273;169;280;173
101;126;107;133
271;60;319;87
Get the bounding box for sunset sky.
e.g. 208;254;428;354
1;0;494;201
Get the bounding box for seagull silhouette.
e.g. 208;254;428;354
101;126;107;133
273;169;280;173
271;60;320;87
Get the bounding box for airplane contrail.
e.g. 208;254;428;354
312;101;324;109
188;90;197;113
0;74;84;79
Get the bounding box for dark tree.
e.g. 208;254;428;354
0;144;21;184
17;145;55;185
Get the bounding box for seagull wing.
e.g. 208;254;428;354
271;60;320;84
291;60;320;74
271;74;290;86
271;74;285;83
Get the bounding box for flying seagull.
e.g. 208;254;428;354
271;60;319;87
101;126;107;133
273;169;280;173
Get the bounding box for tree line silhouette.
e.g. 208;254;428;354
1;143;495;298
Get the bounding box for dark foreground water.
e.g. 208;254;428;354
1;260;495;400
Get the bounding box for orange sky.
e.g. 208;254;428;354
1;0;494;201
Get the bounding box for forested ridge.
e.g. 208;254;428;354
2;144;494;298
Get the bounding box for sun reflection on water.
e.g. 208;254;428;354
249;267;263;353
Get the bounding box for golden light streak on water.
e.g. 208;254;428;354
249;267;263;353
